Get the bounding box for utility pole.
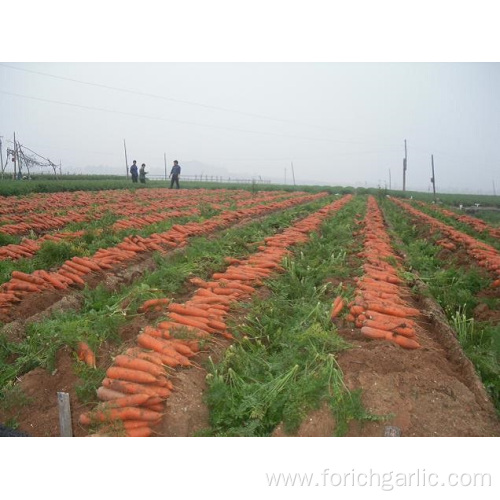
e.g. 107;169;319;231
284;167;287;185
388;169;392;190
123;139;129;179
291;161;296;187
493;179;497;196
164;153;167;181
13;132;18;180
403;139;407;193
430;154;436;202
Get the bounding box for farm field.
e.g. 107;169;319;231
0;187;499;437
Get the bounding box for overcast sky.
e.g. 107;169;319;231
1;62;499;193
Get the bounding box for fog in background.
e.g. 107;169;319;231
0;62;499;193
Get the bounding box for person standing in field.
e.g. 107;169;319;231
139;163;147;183
169;160;181;189
130;160;138;183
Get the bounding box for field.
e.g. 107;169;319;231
0;183;499;437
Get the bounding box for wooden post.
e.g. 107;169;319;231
402;139;407;193
384;425;401;437
124;139;129;179
431;154;436;202
57;392;73;437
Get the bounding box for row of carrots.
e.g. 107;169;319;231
79;194;352;436
0;192;327;320
392;199;500;288
418;201;500;240
340;196;422;349
0;230;86;261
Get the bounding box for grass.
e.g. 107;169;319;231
0;197;331;404
202;196;382;436
382;199;500;412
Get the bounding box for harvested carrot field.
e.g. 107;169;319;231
0;188;498;437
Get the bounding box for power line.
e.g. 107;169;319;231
0;62;366;142
0;89;364;145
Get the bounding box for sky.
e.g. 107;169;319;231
1;4;499;195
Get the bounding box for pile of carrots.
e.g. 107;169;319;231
0;211;89;236
393;199;500;288
344;196;422;349
418;201;500;240
0;230;85;261
79;194;351;436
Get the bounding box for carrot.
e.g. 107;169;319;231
79;406;162;424
5;281;42;293
207;318;227;331
138;298;170;313
165;340;196;357
360;326;388;340
167;312;216;333
102;378;171;398
11;271;47;286
122;420;153;430
113;355;166;377
168;303;211;318
106;366;158;384
385;332;421;349
137;333;191;366
350;305;365;316
72;256;102;271
98;393;151;409
330;296;345;319
58;269;85;285
142;325;170;339
209;287;241;296
96;386;127;401
365;302;420;318
126;426;153;437
157;321;211;338
125;348;165;366
64;260;93;274
38;270;67;290
76;342;96;368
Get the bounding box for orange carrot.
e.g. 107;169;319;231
126;426;153;437
98;393;151;409
102;378;171;398
330;297;345;318
168;303;211;318
77;342;96;368
167;312;216;333
11;271;46;286
138;298;170;313
79;406;162;424
360;326;388;340
113;355;166;377
106;366;158;384
137;333;191;366
385;332;421;349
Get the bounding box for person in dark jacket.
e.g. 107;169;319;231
139;163;147;184
130;160;138;183
169;160;181;189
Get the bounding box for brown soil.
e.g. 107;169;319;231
158;337;231;437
